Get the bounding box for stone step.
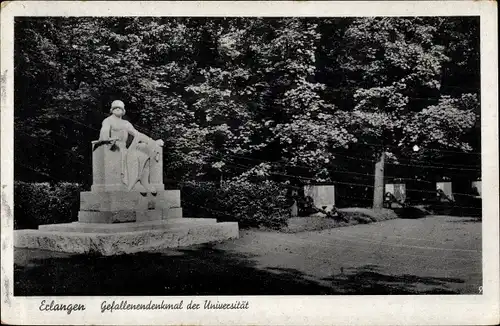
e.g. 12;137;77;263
15;221;239;256
39;218;218;233
80;190;181;212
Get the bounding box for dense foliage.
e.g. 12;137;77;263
14;182;82;229
181;180;289;229
15;17;480;212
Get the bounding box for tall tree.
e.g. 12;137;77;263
340;17;478;208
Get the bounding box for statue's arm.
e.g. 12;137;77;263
126;121;153;142
126;121;164;147
99;118;111;140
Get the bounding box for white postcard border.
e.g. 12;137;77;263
1;1;498;325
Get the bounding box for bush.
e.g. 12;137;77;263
218;180;290;229
180;181;219;218
14;182;82;229
180;180;291;229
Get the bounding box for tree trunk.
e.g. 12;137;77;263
373;151;385;209
218;172;223;189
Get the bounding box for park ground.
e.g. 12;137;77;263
14;214;481;295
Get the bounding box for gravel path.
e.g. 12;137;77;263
214;215;482;294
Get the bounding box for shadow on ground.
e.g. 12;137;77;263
393;206;429;219
15;247;465;296
320;265;463;294
14;245;331;296
392;202;482;220
449;218;482;224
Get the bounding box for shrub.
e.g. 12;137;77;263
14;182;82;229
217;180;290;229
180;181;220;218
180;179;291;229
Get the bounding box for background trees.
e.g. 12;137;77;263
14;17;480;207
337;17;479;207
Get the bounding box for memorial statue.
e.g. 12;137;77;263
94;100;164;194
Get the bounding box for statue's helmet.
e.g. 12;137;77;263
110;100;125;114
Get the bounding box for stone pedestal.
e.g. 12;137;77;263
78;190;183;223
436;181;454;201
385;183;406;203
79;143;180;223
471;181;482;197
14;140;239;255
290;200;298;217
304;185;335;210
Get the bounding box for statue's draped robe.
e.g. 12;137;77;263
126;134;160;192
99;116;160;192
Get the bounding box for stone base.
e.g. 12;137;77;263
78;189;183;223
78;207;183;223
90;184;165;192
80;190;180;211
14;219;239;256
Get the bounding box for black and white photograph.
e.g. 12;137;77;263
1;1;498;325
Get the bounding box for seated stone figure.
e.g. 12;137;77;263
96;100;164;194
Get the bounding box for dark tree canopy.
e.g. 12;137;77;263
14;17;480;196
